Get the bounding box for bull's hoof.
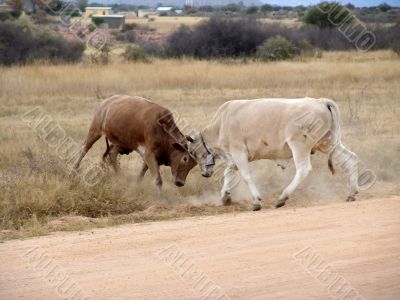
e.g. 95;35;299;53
252;203;262;211
275;197;288;208
346;196;356;202
221;193;232;206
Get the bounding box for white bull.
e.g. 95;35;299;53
188;98;360;211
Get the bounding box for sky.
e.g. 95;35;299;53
261;0;400;6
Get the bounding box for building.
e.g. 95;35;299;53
156;7;180;16
156;6;175;16
157;6;173;13
137;9;157;18
0;2;10;13
85;7;113;17
92;14;125;29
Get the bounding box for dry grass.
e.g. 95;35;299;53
125;16;300;33
0;50;399;240
126;16;206;33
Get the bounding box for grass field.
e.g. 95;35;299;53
0;50;399;240
126;16;207;33
125;16;300;33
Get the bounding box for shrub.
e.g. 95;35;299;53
246;6;259;15
87;23;96;32
0;12;15;21
122;45;150;62
165;25;194;57
112;28;136;42
166;17;267;58
31;10;50;24
0;21;85;66
298;38;317;57
257;35;298;61
122;23;138;31
163;15;400;59
90;42;111;64
0;1;22;20
373;24;400;50
391;40;400;56
91;16;104;26
304;2;352;28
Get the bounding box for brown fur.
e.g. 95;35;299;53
74;95;197;188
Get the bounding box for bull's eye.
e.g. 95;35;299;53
182;156;188;163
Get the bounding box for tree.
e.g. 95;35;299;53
378;3;391;12
91;16;104;26
260;4;272;15
303;2;352;28
220;3;240;13
6;0;23;18
76;0;88;12
257;35;298;61
6;0;23;11
246;6;258;15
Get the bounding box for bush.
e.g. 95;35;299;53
166;17;267;58
122;23;138;31
0;4;21;21
391;40;400;55
112;28;136;42
0;21;85;66
257;35;298;61
298;38;318;57
91;16;104;26
163;15;400;59
31;10;50;24
122;45;150;62
304;2;352;28
87;23;96;32
373;24;400;50
90;42;111;64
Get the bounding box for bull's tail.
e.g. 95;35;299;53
324;99;341;175
102;137;110;162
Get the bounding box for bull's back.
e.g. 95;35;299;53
213;98;332;159
101;95;170;150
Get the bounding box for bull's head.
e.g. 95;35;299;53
186;132;215;178
170;142;197;187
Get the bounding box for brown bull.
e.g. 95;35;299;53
73;95;197;192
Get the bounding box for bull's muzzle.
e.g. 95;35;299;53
175;179;184;187
201;164;214;178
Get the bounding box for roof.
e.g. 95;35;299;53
92;14;124;18
85;7;113;10
157;6;173;11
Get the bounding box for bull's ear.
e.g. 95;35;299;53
172;143;186;152
186;135;194;143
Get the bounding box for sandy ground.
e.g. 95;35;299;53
0;197;399;300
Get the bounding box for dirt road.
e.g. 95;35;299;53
1;197;400;300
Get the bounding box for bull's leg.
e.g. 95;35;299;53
108;145;120;173
137;162;148;182
220;159;237;206
73;130;102;172
144;151;163;197
135;149;148;182
330;144;359;202
276;141;312;208
102;138;112;164
231;152;262;211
